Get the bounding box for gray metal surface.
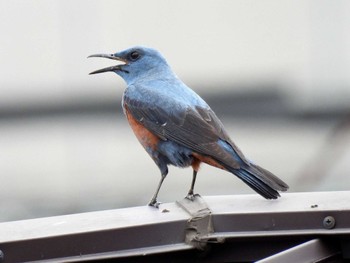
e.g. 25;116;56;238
258;239;340;263
0;191;350;262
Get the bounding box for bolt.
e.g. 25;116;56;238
323;216;336;229
0;250;4;262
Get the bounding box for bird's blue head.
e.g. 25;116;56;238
89;46;172;84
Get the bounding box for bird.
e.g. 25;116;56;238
88;46;289;207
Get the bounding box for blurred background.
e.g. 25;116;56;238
1;0;350;222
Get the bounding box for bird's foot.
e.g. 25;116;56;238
148;199;161;208
185;192;199;201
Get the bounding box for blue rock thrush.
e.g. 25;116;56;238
89;46;289;207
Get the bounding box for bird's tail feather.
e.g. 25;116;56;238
225;163;289;199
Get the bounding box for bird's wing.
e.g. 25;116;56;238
123;89;249;169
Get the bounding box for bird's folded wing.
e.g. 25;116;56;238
124;95;249;169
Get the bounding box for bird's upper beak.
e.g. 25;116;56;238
88;53;128;75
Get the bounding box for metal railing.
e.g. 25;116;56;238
0;191;349;262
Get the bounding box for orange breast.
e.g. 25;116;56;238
124;108;159;151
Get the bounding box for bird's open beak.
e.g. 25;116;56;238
88;53;128;75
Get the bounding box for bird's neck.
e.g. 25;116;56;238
123;66;178;86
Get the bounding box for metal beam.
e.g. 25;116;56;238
257;239;340;263
0;191;350;262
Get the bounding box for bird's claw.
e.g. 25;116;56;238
185;192;198;201
148;199;161;208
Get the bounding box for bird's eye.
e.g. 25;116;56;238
129;51;140;61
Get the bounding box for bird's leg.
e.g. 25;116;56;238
148;175;166;208
186;170;198;201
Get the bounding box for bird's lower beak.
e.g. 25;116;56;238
88;53;127;75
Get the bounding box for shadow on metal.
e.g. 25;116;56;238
0;191;350;262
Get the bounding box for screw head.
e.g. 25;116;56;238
323;216;336;229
